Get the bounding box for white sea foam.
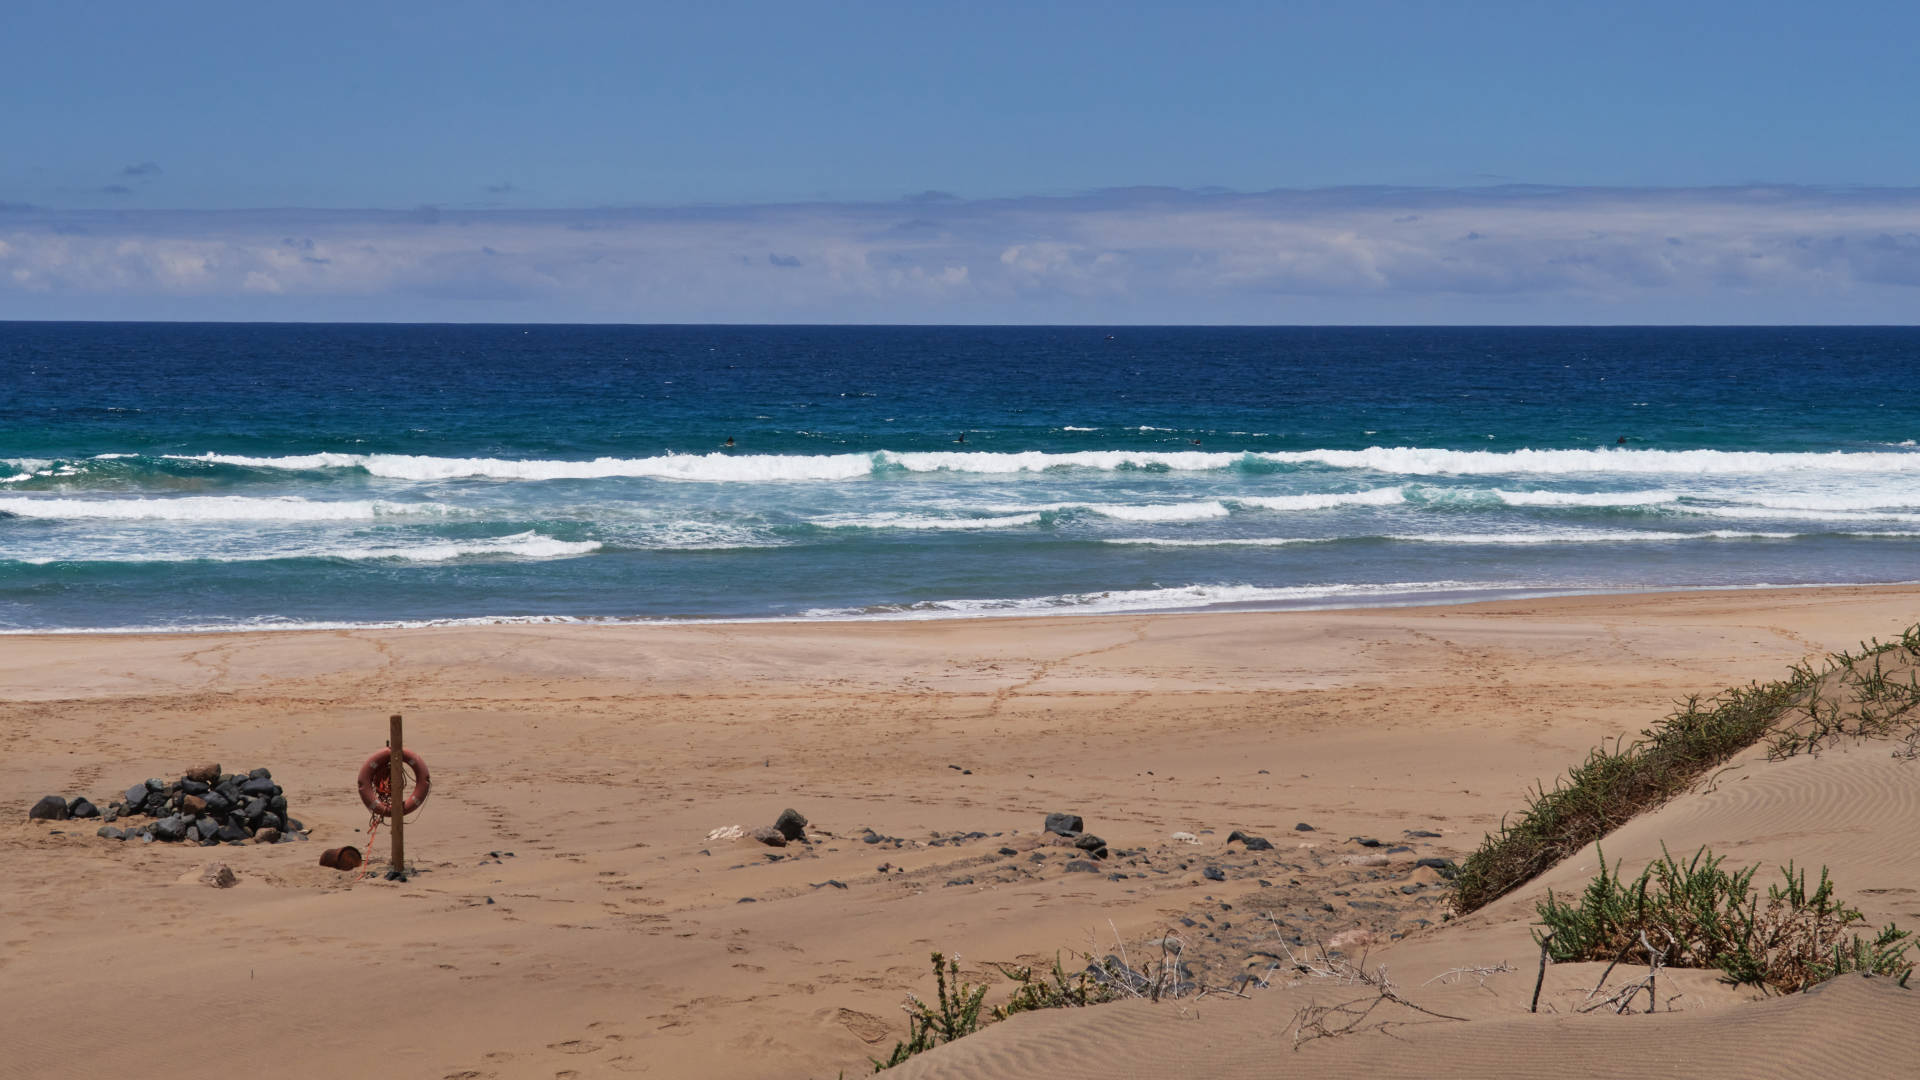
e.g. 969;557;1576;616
1680;505;1920;524
13;531;601;565
338;532;602;562
0;460;84;483
144;444;1920;484
162;447;1236;479
799;580;1529;619
1103;537;1332;547
0;613;615;635
1271;447;1920;476
1492;488;1920;517
808;512;1043;531
885;446;1920;479
1233;489;1408;511
1489;489;1682;507
1081;501;1230;522
0;495;450;521
970;500;1230;521
1742;492;1920;511
886;449;1234;474
0;459;57;482
1101;529;1887;547
634;521;784;550
1388;529;1809;544
167;451;879;482
975;491;1398;518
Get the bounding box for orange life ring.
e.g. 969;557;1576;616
358;748;431;817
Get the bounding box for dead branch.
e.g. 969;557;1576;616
1422;962;1516;989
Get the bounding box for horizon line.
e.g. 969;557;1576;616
5;319;1920;330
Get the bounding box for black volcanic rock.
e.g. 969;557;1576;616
1072;833;1109;859
773;808;808;842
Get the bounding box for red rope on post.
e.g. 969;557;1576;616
352;760;424;882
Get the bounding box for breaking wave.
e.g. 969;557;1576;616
807;512;1043;531
5;444;1909;486
799;581;1524;619
10;531;601;565
0;495;450;521
1101;529;1912;547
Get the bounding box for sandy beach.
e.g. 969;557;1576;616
5;585;1919;1079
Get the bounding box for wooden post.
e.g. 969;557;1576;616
1531;931;1553;1013
388;713;406;879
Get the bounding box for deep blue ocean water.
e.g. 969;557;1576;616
4;323;1918;632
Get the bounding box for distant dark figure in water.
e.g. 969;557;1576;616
1190;438;1202;446
954;433;967;444
724;436;735;448
1617;436;1628;445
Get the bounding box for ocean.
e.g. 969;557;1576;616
3;323;1918;633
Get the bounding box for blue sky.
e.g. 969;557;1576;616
4;1;1919;322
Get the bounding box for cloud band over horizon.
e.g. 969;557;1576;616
5;185;1920;323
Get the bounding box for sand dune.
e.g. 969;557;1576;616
894;724;1920;1079
3;586;1917;1079
889;972;1917;1080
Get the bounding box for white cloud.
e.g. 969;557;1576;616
3;187;1920;321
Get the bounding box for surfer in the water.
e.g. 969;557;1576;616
724;436;735;448
954;433;966;444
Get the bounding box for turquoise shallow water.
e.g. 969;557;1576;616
3;323;1919;632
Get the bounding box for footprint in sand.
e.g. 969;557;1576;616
835;1008;895;1044
547;1039;601;1054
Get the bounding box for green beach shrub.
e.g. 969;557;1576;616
989;955;1122;1018
1536;845;1913;994
1451;627;1920;915
1768;625;1920;758
869;951;1129;1072
871;953;990;1072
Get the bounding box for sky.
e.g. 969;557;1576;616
4;0;1919;323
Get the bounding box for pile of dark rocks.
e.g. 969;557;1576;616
25;763;309;846
28;794;100;821
1044;811;1111;869
749;808;809;847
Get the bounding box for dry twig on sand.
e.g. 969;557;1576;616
1577;930;1674;1015
1270;933;1470;1048
1894;728;1920;761
1076;921;1192;1002
1421;961;1516;989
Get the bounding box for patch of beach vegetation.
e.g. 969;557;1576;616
1452;623;1920;917
870;950;1169;1072
1539;845;1913;996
